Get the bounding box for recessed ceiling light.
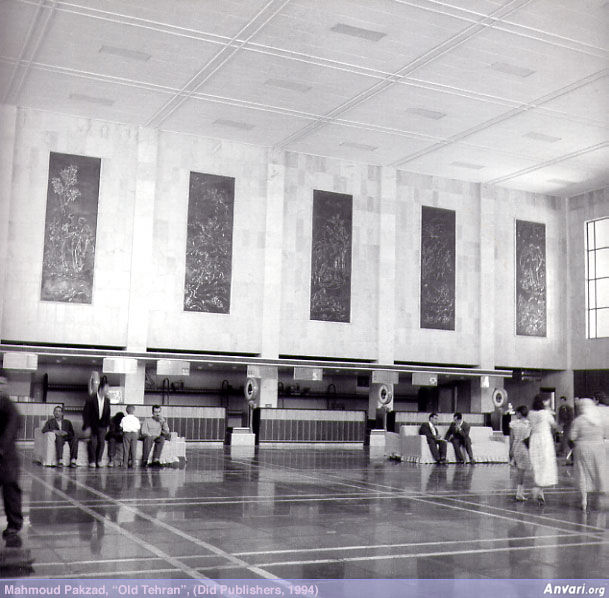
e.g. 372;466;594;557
490;62;535;78
451;161;485;170
408;107;446;120
524;132;562;143
99;45;151;62
213;119;254;131
340;141;378;151
331;23;386;42
69;93;114;106
265;79;311;93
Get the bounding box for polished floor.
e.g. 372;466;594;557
3;447;609;579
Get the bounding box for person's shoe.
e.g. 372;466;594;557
88;462;96;468
95;462;102;468
515;493;527;502
70;459;78;468
57;460;64;468
5;533;22;548
141;462;148;468
2;527;19;539
150;461;162;468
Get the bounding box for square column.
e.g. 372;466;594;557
0;105;18;337
260;151;285;359
126;126;158;353
247;365;278;408
377;167;397;365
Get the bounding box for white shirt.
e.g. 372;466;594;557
429;422;437;437
121;414;141;433
96;392;105;420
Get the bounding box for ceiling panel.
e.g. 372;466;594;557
505;0;609;51
58;0;274;39
461;111;608;161
252;0;472;73
343;81;513;140
162;97;311;146
399;143;536;182
413;27;609;104
200;50;376;116
283;122;432;164
540;76;609;127
28;10;222;90
18;70;171;124
0;0;38;58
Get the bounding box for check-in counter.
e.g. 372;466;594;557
253;408;366;447
125;405;226;443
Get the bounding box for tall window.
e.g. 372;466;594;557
586;217;609;338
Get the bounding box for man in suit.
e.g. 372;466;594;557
419;413;447;464
42;405;78;467
445;412;475;464
82;375;111;468
0;377;23;546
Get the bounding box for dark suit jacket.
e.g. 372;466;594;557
0;393;21;482
82;395;111;431
445;421;471;442
42;417;75;441
419;421;442;441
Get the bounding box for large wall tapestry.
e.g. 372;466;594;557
420;206;456;330
516;219;546;336
310;190;352;322
184;172;234;313
41;152;101;303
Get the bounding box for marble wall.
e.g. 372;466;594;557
0;106;574;372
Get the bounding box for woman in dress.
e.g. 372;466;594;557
570;398;608;511
528;394;558;504
509;405;532;501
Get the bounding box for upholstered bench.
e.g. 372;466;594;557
33;428;184;467
385;424;509;464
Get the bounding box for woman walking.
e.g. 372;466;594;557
509;405;532;501
570;398;608;511
528;394;558;504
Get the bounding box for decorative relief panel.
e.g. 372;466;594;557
41;152;101;303
184;172;234;314
310;190;352;323
516;219;546;337
420;206;456;330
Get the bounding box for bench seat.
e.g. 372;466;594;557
385;424;509;464
33;428;185;467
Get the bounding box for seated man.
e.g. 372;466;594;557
42;405;78;467
419;413;447;464
445;412;475;464
140;405;170;467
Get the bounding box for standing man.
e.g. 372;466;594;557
82;375;111;468
419;413;447;464
0;377;23;546
445;412;476;464
42;405;78;467
140;405;170;468
557;396;574;457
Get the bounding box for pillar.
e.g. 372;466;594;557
120;363;147;406
260;150;285;359
0;105;18;338
376;167;397;365
475;184;498;413
122;127;158;405
247;365;278;408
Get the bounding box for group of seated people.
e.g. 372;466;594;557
419;412;476;465
42;397;172;469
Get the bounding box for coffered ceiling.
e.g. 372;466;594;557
1;0;608;196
